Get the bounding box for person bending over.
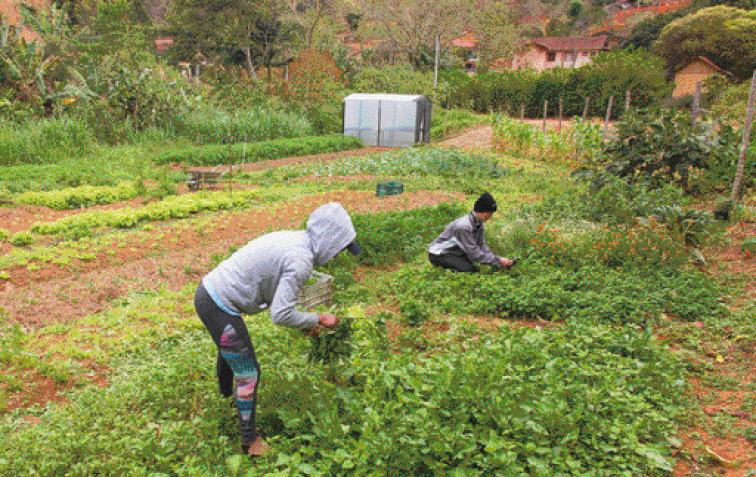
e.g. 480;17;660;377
427;192;514;273
194;202;360;457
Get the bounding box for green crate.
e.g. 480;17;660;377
376;181;404;197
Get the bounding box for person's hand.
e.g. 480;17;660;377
500;257;515;268
318;313;340;329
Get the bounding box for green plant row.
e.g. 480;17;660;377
492;115;605;165
323;203;467;272
304;147;507;180
0;319;686;477
30;190;258;238
14;182;140;210
153;134;363;167
388;256;722;325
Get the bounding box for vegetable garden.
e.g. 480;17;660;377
0;111;755;477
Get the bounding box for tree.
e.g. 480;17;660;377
168;0;293;80
573;48;670;108
621;9;688;50
654;6;756;80
279;0;336;49
347;0;461;70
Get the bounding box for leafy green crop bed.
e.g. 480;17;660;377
0;320;686;477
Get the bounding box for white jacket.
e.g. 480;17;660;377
202;202;356;329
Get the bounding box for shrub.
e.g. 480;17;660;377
598;108;745;194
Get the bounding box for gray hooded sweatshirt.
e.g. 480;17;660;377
202;202;356;329
427;211;501;267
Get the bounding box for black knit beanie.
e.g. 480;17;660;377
473;192;497;213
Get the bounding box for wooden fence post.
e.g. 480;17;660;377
625;90;631;112
730;70;756;202
542;99;548;133
604;95;614;130
558;97;563;133
582;96;590;120
692;82;702;121
520;104;525;121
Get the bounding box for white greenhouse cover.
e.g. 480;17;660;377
343;93;431;147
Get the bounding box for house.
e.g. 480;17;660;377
511;35;620;71
451;32;479;71
672;56;734;99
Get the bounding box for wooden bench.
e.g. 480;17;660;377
186;166;231;190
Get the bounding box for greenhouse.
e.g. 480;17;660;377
342;93;432;147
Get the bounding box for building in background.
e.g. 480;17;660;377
672;56;734;99
511;35;620;71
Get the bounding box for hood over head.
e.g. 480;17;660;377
306;202;358;267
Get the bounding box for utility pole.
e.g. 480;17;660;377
434;34;440;89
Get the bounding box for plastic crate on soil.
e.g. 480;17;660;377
376;181;404;197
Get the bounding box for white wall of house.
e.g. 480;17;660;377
513;47;599;71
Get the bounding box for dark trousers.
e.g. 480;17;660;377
428;252;480;273
194;282;260;445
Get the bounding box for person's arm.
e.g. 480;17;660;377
453;224;501;266
269;264;320;330
479;230;515;268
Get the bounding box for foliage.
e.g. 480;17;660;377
15;182;140;210
304;147;507;180
388;249;722;324
349;203;466;267
30;190;259;239
399;299;431;327
654;6;756;81
651;205;715;248
308;319;353;364
429;108;489;142
573;49;671;112
9;231;35;247
710;79;756;139
0;152;147;193
172;104;314;145
153;134;363;167
597;108;745;194
492;115;605;165
352;65;441;104
0;117;97;166
0;321;688;477
621;10;690;50
284;49;349;135
440;50;669;117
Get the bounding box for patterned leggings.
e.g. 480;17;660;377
194;282;260;445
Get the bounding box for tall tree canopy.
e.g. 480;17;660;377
654;6;756;80
348;0;523;71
